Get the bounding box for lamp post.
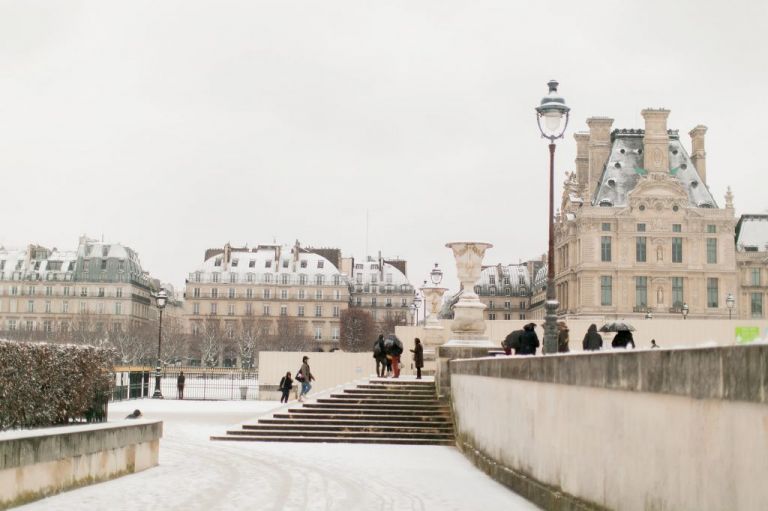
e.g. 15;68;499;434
726;293;735;320
535;79;570;354
412;294;422;326
152;289;168;399
422;280;428;326
681;302;689;320
430;262;443;286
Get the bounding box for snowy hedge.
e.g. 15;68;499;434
0;340;114;430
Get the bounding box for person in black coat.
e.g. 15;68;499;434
582;324;603;351
373;334;387;377
410;338;424;379
611;330;635;349
279;371;293;403
519;323;540;355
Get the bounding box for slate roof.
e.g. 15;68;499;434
592;129;717;208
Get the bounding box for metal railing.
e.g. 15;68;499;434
111;366;259;401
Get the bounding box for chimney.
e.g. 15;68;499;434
574;132;589;196
689;125;708;184
641;109;670;174
586;117;614;195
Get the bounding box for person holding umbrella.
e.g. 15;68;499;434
384;334;404;378
600;321;636;349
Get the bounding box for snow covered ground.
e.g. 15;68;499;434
17;398;539;511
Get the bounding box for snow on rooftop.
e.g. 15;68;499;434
737;215;768;251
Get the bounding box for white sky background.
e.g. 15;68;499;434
0;0;766;293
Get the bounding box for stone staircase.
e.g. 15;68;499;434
211;377;454;446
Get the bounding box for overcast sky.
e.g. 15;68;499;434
1;0;766;293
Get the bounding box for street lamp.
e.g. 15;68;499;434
535;79;570;354
152;288;168;399
681;302;689;320
430;263;443;286
726;293;735;319
413;294;422;326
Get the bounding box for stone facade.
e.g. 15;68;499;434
0;236;166;340
735;214;768;319
554;109;743;319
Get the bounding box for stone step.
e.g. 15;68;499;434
243;423;453;433
318;398;446;407
286;407;450;417
211;435;454;446
341;390;435;398
273;412;452;422
358;384;435;391
367;379;435;385
258;418;453;428
226;429;455;440
306;402;448;411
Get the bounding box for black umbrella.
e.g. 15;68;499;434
383;334;403;350
599;321;636;333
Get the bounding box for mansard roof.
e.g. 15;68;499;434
592;129;717;208
736;214;768;252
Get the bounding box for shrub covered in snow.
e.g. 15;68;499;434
0;340;114;430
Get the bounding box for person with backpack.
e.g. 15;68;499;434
385;336;404;378
296;355;315;402
502;329;523;355
582;324;603;351
373;334;387;377
278;371;293;403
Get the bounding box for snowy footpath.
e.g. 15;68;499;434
17;399;538;511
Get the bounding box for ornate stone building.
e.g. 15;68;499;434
0;236;159;338
735;215;768;319
554;109;739;319
475;263;533;321
344;255;413;325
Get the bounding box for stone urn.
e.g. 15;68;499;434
421;285;448;329
444;241;493;344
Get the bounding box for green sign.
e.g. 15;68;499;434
735;326;760;344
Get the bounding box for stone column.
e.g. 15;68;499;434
437;242;494;398
641;109;670;175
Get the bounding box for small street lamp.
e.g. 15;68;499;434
726;293;735;319
535;79;570;354
681;302;689;320
152;289;168;399
430;263;443;286
413;294;422;326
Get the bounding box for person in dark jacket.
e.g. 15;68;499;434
177;371;185;400
557;322;570;353
373;334;387;377
279;371;293;403
611;330;635;349
502;329;523;355
386;337;404;378
519;323;540;355
582;324;603;351
410;338;424;379
651;339;660;349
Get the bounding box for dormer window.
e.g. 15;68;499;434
214;258;222;267
317;261;324;269
249;260;256;268
301;260;307;268
265;260;272;268
282;259;289;268
231;258;239;267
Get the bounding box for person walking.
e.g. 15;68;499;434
297;355;315;402
279;371;293;403
650;339;660;349
582;324;603;351
387;337;404;378
373;334;387;377
611;330;635;349
519;323;540;355
557;322;570;353
410;338;424;379
177;371;185;400
502;328;523;355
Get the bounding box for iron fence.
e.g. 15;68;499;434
111;366;259;401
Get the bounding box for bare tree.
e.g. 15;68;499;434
107;322;153;365
271;316;312;351
70;311;109;348
197;317;221;367
379;311;408;336
340;308;376;352
159;316;187;365
236;314;259;368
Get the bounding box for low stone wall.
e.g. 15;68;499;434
449;345;768;511
0;420;162;509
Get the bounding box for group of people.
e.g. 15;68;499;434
278;355;315;403
502;322;653;354
372;334;424;379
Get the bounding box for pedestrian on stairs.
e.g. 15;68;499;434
373;334;387;377
297;355;315;402
279;371;293;403
410;338;424;379
385;336;404;378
